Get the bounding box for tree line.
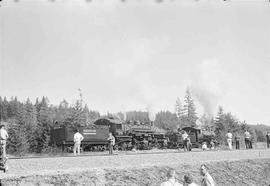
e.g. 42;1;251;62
0;88;269;154
0;96;100;154
154;88;269;145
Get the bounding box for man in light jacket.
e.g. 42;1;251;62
0;125;8;158
73;129;84;156
226;131;233;150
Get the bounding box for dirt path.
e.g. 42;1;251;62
1;148;270;178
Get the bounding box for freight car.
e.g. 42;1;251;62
50;124;111;152
50;117;132;152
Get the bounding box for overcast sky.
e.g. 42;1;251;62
0;0;269;124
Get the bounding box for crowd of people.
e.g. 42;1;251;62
226;130;257;150
160;164;216;186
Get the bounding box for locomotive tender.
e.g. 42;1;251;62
50;117;131;152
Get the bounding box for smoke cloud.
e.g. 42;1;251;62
191;58;227;118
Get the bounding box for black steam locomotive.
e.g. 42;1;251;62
50;117;216;152
50;117;168;152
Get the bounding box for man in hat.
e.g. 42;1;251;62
0;124;8;158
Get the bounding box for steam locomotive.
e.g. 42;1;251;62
50;117;216;152
50;117;168;152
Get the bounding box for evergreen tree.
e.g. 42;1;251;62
24;98;37;129
7;119;29;155
126;111;150;122
6;100;29;155
24;98;38;151
154;111;178;130
214;106;225;139
1;97;9;121
223;112;239;132
181;88;198;127
63;99;85;129
33;97;52;153
88;110;100;123
0;97;5;121
214;107;241;144
7;97;20;119
54;99;71;126
175;97;182;119
82;104;90;126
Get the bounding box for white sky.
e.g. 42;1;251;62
0;0;270;124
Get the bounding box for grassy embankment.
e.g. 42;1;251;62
2;158;270;186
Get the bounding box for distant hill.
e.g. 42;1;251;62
248;124;270;142
249;124;270;134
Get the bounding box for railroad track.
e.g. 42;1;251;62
7;149;198;159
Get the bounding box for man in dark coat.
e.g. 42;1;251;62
266;132;270;148
235;133;241;150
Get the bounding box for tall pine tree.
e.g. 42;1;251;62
34;97;52;153
175;97;182;119
181;88;198;127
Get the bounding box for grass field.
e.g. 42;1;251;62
1;148;270;185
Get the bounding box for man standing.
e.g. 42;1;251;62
73;129;84;156
0;125;8;158
107;132;115;155
244;130;251;149
249;133;253;149
235;133;240;150
266;132;270;148
187;137;192;151
226;131;233;150
182;131;189;151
